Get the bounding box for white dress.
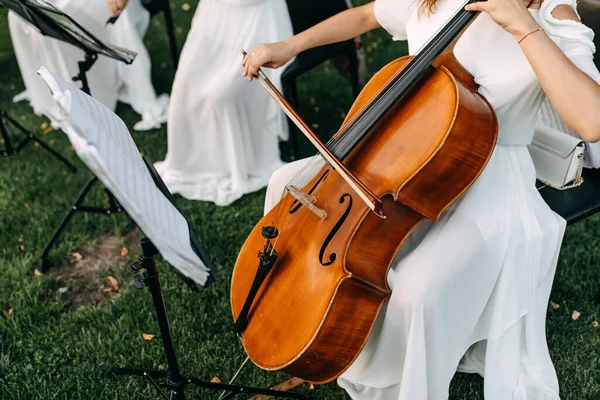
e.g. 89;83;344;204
263;0;600;398
154;0;293;206
8;0;169;131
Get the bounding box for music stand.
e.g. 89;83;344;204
0;0;141;271
0;0;135;170
37;67;308;400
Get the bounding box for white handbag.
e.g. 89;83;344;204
528;123;586;190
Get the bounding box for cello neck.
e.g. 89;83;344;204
330;1;481;160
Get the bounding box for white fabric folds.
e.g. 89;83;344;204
154;0;293;206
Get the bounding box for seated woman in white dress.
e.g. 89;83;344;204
243;0;600;398
107;0;294;206
9;0;168;131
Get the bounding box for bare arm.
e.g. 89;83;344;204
466;1;600;143
107;0;129;17
243;3;380;80
518;7;600;143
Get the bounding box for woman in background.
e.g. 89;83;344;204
9;0;168;131
151;0;293;206
107;0;297;207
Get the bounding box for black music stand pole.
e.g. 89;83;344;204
73;52;98;96
115;238;308;400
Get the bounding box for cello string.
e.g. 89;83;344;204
330;1;472;156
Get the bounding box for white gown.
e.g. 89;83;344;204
154;0;293;207
263;0;600;398
8;0;169;131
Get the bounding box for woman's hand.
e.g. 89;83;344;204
108;0;129;17
242;40;296;81
465;0;540;40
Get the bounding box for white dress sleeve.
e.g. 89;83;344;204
536;0;600;168
373;0;410;41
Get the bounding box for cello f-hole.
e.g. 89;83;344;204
319;193;353;266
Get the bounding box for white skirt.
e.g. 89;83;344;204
8;0;168;131
264;144;565;400
154;0;293;206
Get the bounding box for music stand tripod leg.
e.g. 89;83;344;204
115;238;309;400
0;110;16;156
38;176;99;272
0;110;77;171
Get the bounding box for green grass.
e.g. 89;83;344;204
0;2;599;399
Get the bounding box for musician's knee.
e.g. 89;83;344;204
264;164;293;215
264;158;316;215
389;273;437;314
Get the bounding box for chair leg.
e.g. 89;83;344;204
163;2;179;68
286;79;300;161
348;47;361;99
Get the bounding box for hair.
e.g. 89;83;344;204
419;0;543;16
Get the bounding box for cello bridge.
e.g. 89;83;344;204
286;185;327;220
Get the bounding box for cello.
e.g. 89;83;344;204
231;1;497;384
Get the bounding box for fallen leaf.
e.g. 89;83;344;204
309;384;315;390
158;364;165;370
311;123;320;129
102;287;112;293
24;203;30;209
33;269;42;278
49;139;55;145
142;333;155;341
18;237;23;243
19;245;24;251
572;310;581;321
210;376;221;383
43;127;53;135
71;252;83;263
7;308;13;316
34;142;39;147
107;276;119;292
120;246;128;257
549;300;560;309
58;287;68;294
41;122;48;130
592;321;598;328
182;3;190;10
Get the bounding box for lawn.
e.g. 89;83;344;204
0;1;599;399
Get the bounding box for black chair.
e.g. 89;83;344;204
539;169;600;226
141;0;179;68
283;0;363;160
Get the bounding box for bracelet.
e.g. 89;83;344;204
518;27;543;44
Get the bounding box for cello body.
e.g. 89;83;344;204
230;54;498;383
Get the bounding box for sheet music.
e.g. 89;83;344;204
38;67;210;285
